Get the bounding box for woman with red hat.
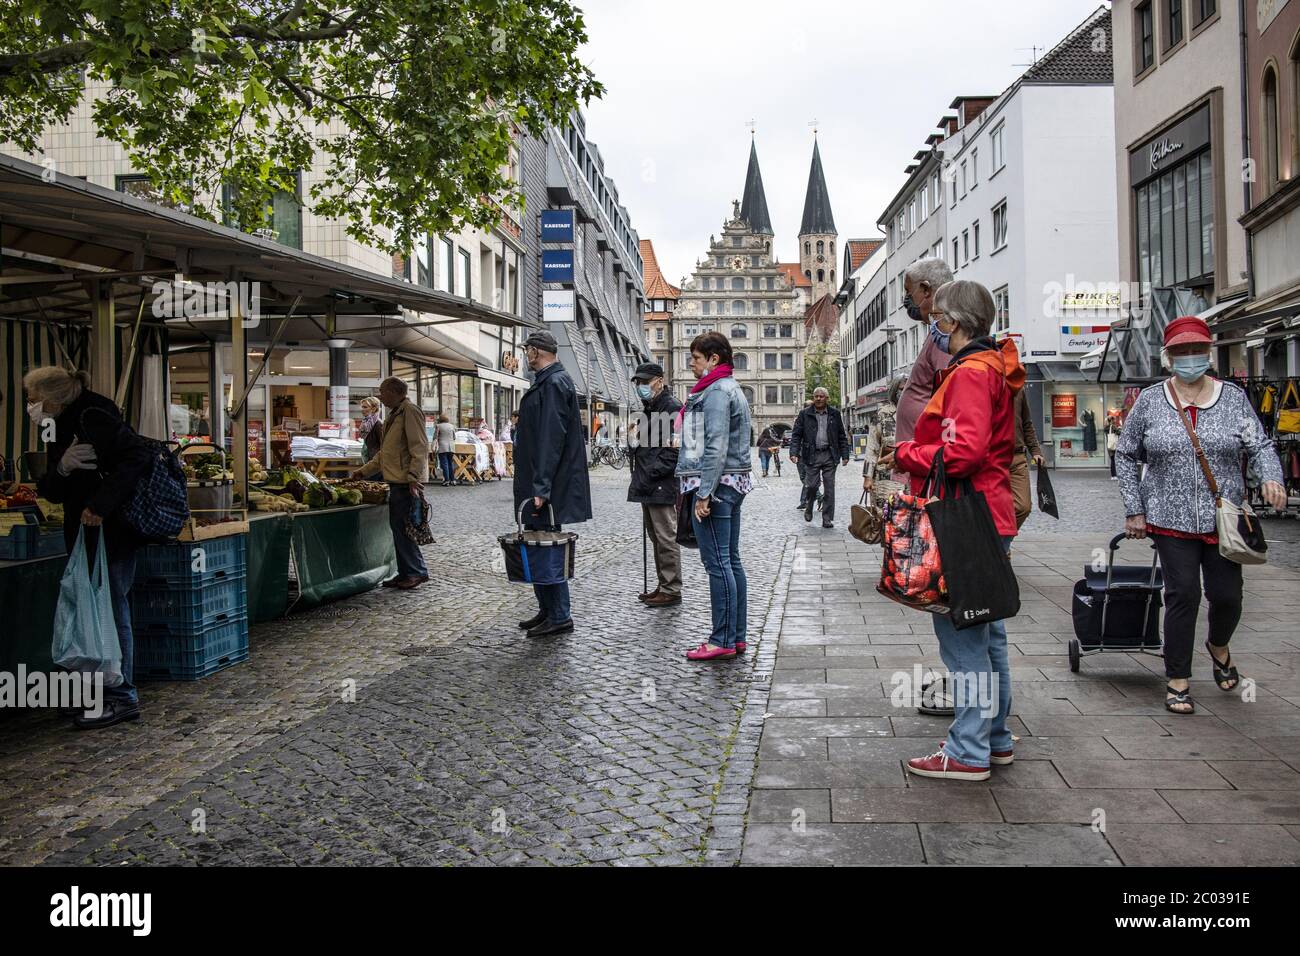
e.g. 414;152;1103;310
1115;315;1287;715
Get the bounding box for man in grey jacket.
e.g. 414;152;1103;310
789;388;851;529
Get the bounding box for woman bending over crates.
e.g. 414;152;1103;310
1115;316;1287;716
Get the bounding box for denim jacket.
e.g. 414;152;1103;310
675;375;752;499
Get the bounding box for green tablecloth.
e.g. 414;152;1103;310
289;504;396;611
247;513;292;623
0;553;64;674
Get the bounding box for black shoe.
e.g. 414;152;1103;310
795;502;806;511
527;618;574;638
804;504;814;522
73;701;141;730
823;521;834;529
518;610;547;630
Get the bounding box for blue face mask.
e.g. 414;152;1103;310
1171;355;1211;382
928;318;951;353
636;384;653;401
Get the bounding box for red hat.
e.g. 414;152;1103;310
1164;315;1212;347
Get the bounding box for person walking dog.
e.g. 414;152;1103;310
628;362;683;608
513;331;592;638
1116;315;1286;716
790;387;851;529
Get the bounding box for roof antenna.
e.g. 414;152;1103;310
1013;45;1043;68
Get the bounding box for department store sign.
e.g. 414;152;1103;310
1060;324;1111;353
1130;105;1211;183
542;289;576;322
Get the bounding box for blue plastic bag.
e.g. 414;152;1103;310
51;527;124;687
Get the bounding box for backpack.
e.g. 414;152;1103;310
80;408;190;541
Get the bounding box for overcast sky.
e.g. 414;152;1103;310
578;0;1109;285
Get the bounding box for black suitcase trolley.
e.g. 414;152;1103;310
1069;533;1164;672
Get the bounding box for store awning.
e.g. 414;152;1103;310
1210;292;1300;338
0;151;535;335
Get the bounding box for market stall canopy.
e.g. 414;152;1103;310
0;152;535;343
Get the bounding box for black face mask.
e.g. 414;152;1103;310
903;293;923;322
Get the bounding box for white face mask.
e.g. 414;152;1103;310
26;400;45;423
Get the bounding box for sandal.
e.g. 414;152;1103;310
1165;684;1195;715
1205;640;1240;692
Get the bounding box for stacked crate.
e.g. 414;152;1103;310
131;534;249;680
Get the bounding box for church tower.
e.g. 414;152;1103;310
798;137;838;302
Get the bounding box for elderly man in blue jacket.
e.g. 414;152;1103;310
513;330;592;637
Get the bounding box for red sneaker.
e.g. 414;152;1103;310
686;643;737;662
735;642;747;654
907;749;990;781
940;740;1013;766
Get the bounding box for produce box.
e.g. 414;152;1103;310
136;534;247;587
176;513;250;542
0;512;36;561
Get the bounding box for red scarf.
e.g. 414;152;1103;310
677;364;734;429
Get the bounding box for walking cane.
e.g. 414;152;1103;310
642;521;649;596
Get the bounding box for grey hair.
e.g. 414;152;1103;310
24;366;90;406
932;280;995;339
885;375;906;406
812;387;829;397
903;258;954;291
379;376;408;397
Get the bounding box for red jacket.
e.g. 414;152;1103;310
894;337;1023;537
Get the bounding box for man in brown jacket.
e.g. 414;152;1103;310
353;376;431;589
1011;390;1045;528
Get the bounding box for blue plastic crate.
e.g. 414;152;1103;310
134;614;250;681
0;515;36;561
135;534;247;587
130;574;247;630
32;527;66;558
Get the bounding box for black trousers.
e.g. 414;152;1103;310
1152;534;1243;680
803;456;839;521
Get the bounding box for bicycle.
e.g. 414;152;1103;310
589;442;627;469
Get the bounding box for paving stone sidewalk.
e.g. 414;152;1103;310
743;471;1300;866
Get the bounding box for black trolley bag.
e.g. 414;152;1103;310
1069;532;1164;671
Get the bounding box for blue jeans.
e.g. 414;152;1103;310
931;536;1014;768
691;484;747;648
387;483;429;579
526;519;571;624
105;544;139;706
759;449;772;473
439;452;455;482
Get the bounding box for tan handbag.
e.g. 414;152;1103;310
850;490;884;545
1276;381;1300;434
1169;382;1268;565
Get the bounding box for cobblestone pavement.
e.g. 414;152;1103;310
4;463;1299;865
744;467;1300;866
1;464;793;866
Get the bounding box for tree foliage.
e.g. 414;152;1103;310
805;343;842;406
0;1;602;253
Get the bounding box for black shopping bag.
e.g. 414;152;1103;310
923;450;1020;630
675;492;698;549
1036;462;1060;519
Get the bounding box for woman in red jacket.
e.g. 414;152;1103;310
879;279;1021;781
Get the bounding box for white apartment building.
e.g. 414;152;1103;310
945;6;1119;467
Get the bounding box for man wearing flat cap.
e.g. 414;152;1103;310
513;329;591;637
628;361;683;607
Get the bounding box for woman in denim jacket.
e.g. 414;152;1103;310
676;331;753;661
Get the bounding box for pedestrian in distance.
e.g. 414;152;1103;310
23;366;153;729
435;413;456;486
1115;315;1286;716
358;396;383;464
628;362;683;608
879;280;1022;782
789;387;851;529
757;425;782;478
353;377;431;590
676;331;752;661
512;330;592;638
795;399;813;511
895;257;957;717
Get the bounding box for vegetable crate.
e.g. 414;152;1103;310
134;614;249;681
0;513;36;560
135;534;247;587
130;573;248;630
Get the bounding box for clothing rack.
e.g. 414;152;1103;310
1228;373;1300;514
